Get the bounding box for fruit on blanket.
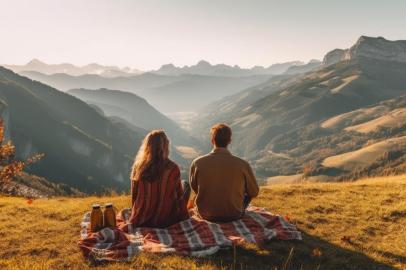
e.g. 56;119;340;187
90;204;103;232
103;203;116;228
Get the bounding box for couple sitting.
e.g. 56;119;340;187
129;124;259;228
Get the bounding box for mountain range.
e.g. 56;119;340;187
4;59;142;77
7;59;323;113
152;60;305;77
19;71;271;112
5;59;313;78
192;36;406;182
2;35;406;193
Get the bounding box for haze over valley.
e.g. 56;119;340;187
7;60;308;113
1;35;406;195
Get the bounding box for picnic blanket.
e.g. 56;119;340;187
78;207;302;261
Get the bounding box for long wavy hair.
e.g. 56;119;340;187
131;130;170;182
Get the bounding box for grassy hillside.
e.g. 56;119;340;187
253;93;406;181
197;58;406;160
322;136;406;171
0;175;405;269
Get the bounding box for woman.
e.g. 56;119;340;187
129;130;190;228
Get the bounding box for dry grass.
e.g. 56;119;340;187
345;108;406;133
1;175;406;269
330;75;360;94
320;105;388;130
322;136;406;171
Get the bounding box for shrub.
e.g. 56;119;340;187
0;119;43;186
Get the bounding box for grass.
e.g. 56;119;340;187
0;175;405;269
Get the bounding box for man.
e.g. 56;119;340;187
189;123;259;222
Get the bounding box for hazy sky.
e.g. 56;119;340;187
1;0;406;70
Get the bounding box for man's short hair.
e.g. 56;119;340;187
210;124;232;147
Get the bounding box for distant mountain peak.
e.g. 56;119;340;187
27;58;46;66
196;60;211;67
322;49;349;66
323;36;406;66
356;35;387;43
161;63;176;68
309;59;321;64
284;59;322;74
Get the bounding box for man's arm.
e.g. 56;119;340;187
189;161;198;193
244;162;259;198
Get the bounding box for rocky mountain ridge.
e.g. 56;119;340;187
323;36;406;66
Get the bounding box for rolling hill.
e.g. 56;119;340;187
322;136;406;172
262;95;406;184
344;108;406;133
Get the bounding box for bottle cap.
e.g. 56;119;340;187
105;203;113;208
92;204;101;209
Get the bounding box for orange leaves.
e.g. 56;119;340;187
0;141;15;160
0;161;24;183
26;153;45;165
0;119;43;185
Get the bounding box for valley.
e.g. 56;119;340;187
1;36;406;195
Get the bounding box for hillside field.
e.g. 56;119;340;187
0;175;405;270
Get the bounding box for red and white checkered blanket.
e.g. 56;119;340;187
78;207;301;261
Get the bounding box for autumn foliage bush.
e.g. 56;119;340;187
0;119;42;186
